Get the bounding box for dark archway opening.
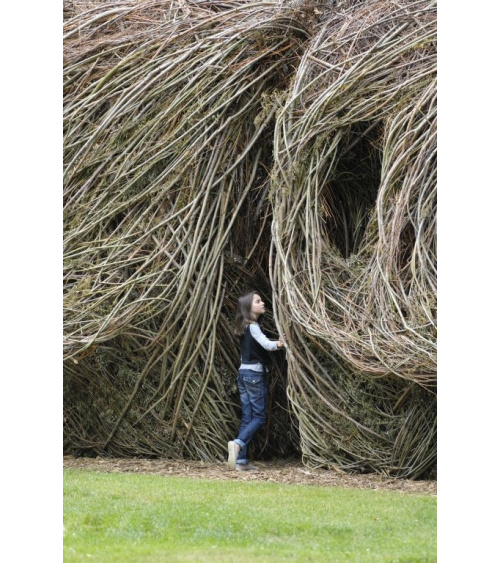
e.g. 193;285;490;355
321;121;382;258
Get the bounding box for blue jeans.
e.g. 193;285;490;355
234;369;268;465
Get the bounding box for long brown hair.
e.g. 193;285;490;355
234;291;258;336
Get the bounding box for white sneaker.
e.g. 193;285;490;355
227;441;240;469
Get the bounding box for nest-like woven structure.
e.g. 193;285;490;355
63;0;436;478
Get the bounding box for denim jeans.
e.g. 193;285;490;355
234;369;268;465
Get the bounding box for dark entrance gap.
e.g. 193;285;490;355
321;121;382;258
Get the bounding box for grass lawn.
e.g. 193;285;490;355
63;469;436;562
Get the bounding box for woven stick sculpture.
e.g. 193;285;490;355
63;0;436;478
271;0;436;476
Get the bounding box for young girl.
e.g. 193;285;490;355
227;291;285;471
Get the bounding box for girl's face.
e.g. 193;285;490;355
251;294;266;318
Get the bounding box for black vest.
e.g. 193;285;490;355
240;324;271;367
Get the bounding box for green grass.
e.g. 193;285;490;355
63;469;436;562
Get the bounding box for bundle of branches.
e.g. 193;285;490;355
271;0;436;477
63;0;310;459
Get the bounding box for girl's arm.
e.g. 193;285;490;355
249;323;284;350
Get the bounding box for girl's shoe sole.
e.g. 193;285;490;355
227;441;238;469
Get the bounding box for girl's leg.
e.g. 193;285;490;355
235;371;252;464
235;370;267;451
